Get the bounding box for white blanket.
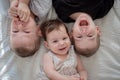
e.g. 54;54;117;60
0;0;120;80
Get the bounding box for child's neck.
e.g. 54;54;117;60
55;53;68;61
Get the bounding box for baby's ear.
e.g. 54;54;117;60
69;31;74;45
44;41;49;49
37;27;42;37
96;26;101;36
69;31;73;39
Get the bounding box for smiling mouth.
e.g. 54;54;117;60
79;20;88;26
59;47;66;51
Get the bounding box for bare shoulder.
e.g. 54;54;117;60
43;52;52;61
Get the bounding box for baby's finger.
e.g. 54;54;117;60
10;7;17;13
12;7;17;12
13;17;19;21
8;9;17;15
10;13;18;17
8;12;18;18
9;10;17;15
80;77;84;80
21;10;30;22
25;11;30;22
20;12;27;22
18;10;23;19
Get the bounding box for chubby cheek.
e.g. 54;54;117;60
50;45;59;52
52;44;57;48
74;41;80;48
66;41;71;47
10;39;19;49
48;43;58;49
10;36;17;44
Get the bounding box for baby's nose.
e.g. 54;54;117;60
59;41;64;45
80;27;87;34
17;24;24;30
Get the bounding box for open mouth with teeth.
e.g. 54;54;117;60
79;20;88;26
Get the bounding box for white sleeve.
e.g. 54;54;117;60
30;0;52;21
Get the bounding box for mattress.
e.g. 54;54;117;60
0;0;120;80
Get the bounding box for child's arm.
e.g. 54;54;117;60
9;0;19;18
43;53;80;80
76;55;87;80
17;0;30;22
9;0;30;22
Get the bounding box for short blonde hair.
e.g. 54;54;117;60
11;37;40;57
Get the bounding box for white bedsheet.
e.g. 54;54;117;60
0;0;120;80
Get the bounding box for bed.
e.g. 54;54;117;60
0;0;120;80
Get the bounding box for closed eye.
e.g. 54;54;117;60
12;31;19;33
63;37;67;40
77;35;82;38
24;31;30;33
87;33;94;38
53;40;58;43
88;35;93;37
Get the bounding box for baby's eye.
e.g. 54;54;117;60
53;40;58;43
25;31;30;33
12;31;18;33
63;37;67;40
24;30;30;33
77;35;82;38
87;34;93;37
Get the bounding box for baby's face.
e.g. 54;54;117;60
72;13;100;56
10;17;40;55
45;25;71;56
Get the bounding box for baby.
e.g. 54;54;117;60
53;0;113;57
9;0;30;22
39;19;87;80
10;14;41;57
9;0;42;57
71;13;101;57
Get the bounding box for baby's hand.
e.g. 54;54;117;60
8;0;18;18
80;71;87;80
67;75;80;80
17;2;30;22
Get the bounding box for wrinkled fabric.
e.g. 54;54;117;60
30;0;52;21
0;0;120;80
0;0;9;15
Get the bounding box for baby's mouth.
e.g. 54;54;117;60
59;47;66;51
79;20;88;26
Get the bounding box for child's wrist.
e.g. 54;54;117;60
10;0;18;3
79;70;87;76
10;0;18;7
18;2;29;9
19;0;29;5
